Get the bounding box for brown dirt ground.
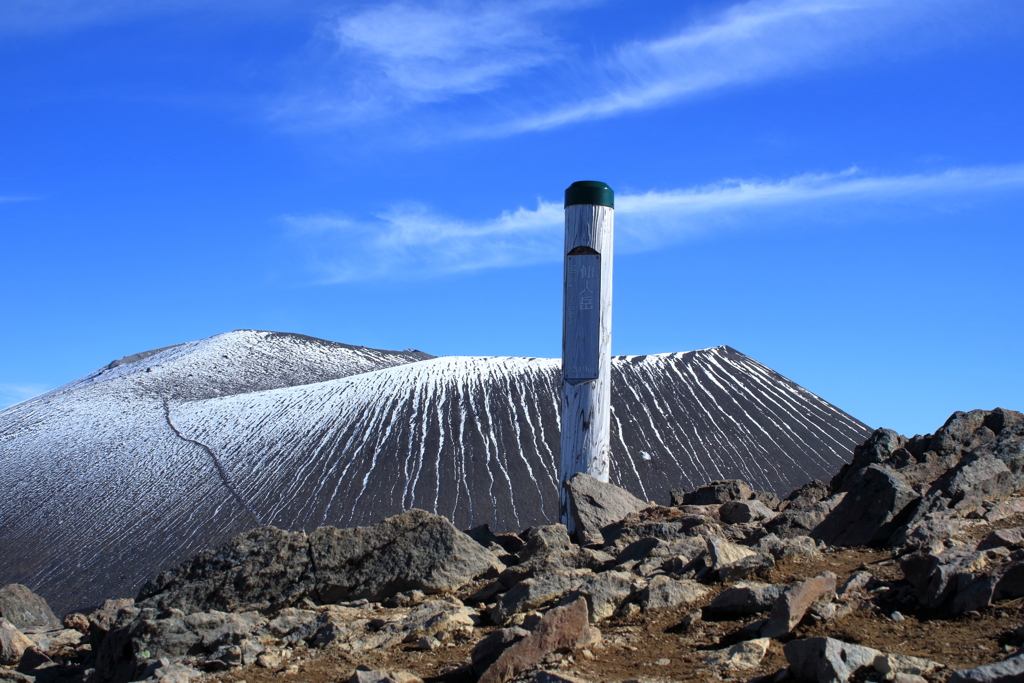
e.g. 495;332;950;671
206;522;1024;683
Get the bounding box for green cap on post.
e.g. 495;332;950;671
564;180;614;209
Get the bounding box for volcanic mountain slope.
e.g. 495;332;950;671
0;330;869;615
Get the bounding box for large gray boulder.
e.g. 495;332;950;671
137;527;312;614
565;473;648;545
813;466;919;547
784;637;881;682
708;582;787;616
138;510;502;613
0;585;61;634
310;510;502;602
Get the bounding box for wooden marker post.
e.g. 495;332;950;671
560;180;614;532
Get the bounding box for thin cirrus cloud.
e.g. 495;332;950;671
284;163;1024;282
279;0;586;126
284;0;994;137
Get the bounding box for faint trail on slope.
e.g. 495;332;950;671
161;399;265;526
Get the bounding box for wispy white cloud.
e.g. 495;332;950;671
279;0;1002;137
277;0;585;126
471;0;980;136
285;163;1024;282
334;1;565;100
0;383;49;410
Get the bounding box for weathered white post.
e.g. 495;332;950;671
560;180;614;532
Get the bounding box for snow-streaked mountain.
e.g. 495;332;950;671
0;330;870;615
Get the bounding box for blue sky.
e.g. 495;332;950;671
2;0;1022;437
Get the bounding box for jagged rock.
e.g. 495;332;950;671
311;510;503;603
25;628;82;654
756;535;821;562
720;500;777;524
765;495;844;539
984;500;1024;522
719;553;775;583
561;572;637;622
478;598;600;683
980;528;1024;551
138;511;501;612
266;607;320;644
709;582;787;616
753;490;782;510
397;598;478;642
0;586;61;634
760;573;836;639
831;429;909;493
93;610;270;682
892;515;959;553
721;521;769;546
874;653;944;679
672;480;753;506
520;525;574;563
945;455;1015;508
465;525;526;556
601;507;724;548
838;571;873;599
63;613;89;634
471;627;530;676
784;637;881;683
901;546;998;609
0;671;35;683
813;466;919;547
147;660;204;683
349;667;424;683
948;653;1024;683
416;635;441;651
489;570;592;625
136;526;312;613
639;576;709;611
0;618;34;665
90;599;137;633
565;474;648;545
707;538;755;572
783;481;830;511
702;638;770;670
614;537;705;567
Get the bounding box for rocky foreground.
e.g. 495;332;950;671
3;408;1024;683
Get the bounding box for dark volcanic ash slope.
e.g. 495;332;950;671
0;331;869;615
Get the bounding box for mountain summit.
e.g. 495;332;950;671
0;330;869;614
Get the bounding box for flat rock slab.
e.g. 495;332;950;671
761;573;836;639
0;586;61;634
478;598;600;683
